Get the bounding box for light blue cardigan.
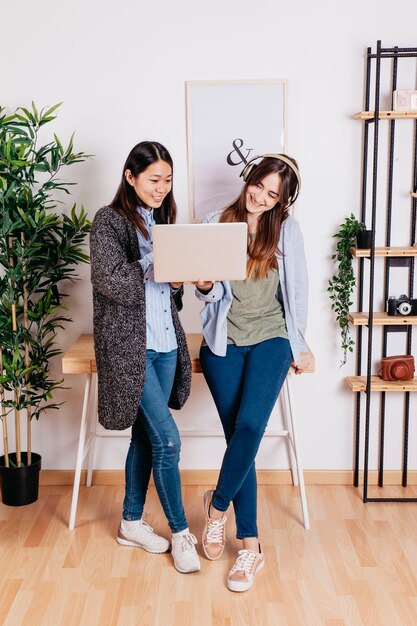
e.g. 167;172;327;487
195;210;309;365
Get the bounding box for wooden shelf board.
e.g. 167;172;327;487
346;376;417;392
350;246;417;257
354;111;417;120
349;312;417;326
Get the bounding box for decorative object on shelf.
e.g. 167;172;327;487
386;294;417;316
378;355;415;382
328;213;366;366
392;90;417;111
356;229;373;249
0;102;91;506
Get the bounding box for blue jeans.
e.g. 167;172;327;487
200;337;292;539
123;349;188;534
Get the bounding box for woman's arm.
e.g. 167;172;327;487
292;221;309;347
194;281;225;302
138;251;154;281
171;284;184;311
90;209;144;306
289;220;311;372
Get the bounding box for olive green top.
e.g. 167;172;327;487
227;268;288;346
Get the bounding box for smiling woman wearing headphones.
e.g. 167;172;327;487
195;154;312;592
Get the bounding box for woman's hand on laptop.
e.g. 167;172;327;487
194;280;214;294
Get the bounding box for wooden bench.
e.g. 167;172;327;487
63;334;313;530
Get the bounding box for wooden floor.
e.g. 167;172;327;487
1;483;417;626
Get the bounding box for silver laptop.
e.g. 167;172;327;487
152;223;248;283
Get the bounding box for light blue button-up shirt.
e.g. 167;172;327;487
136;207;177;353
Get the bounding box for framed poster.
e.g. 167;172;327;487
186;79;287;221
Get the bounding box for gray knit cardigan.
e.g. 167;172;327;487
90;206;192;430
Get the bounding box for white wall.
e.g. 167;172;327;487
2;0;417;472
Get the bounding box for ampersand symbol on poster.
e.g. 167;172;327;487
226;138;253;166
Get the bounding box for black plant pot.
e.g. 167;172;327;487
0;452;42;506
356;230;373;249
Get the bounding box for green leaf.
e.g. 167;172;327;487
53;133;64;156
327;213;364;366
41;102;62;120
31;101;39;123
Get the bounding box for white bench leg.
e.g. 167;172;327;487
86;374;98;488
69;374;92;530
283;375;310;530
282;380;299;486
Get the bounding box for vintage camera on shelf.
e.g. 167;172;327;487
387;294;417;316
379;355;415;381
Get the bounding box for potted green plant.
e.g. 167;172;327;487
356;226;373;249
0;102;91;505
328;213;366;366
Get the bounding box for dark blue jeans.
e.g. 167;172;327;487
200;337;292;539
123;349;188;534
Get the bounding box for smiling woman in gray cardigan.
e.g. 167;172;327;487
90;141;200;574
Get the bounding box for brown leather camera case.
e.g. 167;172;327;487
379;355;415;381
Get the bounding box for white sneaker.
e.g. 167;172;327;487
117;518;170;553
171;530;201;573
227;548;265;592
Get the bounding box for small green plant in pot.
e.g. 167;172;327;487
0;102;91;505
328;213;366;366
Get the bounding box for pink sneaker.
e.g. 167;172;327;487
227;548;265;592
202;489;227;561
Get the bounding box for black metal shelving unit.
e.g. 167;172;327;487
349;40;417;502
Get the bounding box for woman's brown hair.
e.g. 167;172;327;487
110;141;177;237
220;155;299;279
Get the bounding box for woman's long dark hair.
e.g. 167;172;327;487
110;141;177;238
220;155;299;279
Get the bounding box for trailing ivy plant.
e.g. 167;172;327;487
328;213;365;366
0;102;91;468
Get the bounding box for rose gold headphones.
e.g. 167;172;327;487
239;153;301;207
